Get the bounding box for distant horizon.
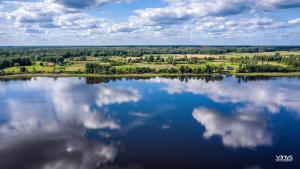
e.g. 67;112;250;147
1;45;300;47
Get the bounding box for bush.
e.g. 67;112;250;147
14;62;20;67
0;70;5;76
85;63;112;74
19;66;27;73
0;57;32;69
179;65;193;74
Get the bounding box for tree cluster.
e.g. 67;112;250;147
237;64;290;73
0;57;32;69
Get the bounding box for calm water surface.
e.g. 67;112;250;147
0;76;300;169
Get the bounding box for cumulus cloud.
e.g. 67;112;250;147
54;13;109;30
0;0;300;43
288;17;300;25
195;17;236;34
0;0;125;34
192;107;272;148
130;0;300;27
108;23;138;33
0;32;5;38
194;16;290;37
256;0;300;9
53;0;132;9
83;0;299;41
1;0;69;33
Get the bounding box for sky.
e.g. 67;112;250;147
0;0;300;46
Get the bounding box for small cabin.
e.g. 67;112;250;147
47;62;55;66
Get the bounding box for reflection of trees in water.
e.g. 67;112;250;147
84;75;300;85
237;76;300;83
0;77;32;82
236;76;275;83
3;75;298;84
164;75;224;82
85;77;122;84
85;75;225;85
85;77;153;85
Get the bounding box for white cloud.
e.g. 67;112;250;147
52;0;133;9
192;107;272;148
129;0;300;28
288;17;300;25
1;0;67;33
108;23;138;33
0;0;140;36
194;16;290;37
0;32;6;38
0;0;299;44
54;13;108;30
0;0;119;35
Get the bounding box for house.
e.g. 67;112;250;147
47;62;55;66
223;66;235;73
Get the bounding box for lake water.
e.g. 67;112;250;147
0;76;299;169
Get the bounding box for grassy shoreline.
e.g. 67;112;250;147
1;72;300;80
233;72;300;76
0;73;215;80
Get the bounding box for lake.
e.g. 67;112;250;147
0;76;299;169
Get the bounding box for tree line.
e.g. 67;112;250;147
0;57;32;69
230;53;300;68
1;46;299;59
237;63;291;73
85;63;225;74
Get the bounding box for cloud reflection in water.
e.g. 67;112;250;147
0;78;143;169
148;77;300;114
147;77;300;148
192;107;272;148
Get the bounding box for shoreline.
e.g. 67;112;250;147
0;73;212;80
1;72;300;80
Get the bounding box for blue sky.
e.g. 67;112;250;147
0;0;300;45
